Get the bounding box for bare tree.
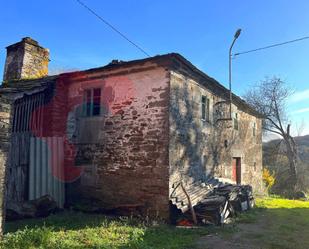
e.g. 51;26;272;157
244;77;298;191
295;118;305;137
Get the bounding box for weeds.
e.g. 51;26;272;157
1;212;207;249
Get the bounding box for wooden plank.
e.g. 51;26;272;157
24;97;31;132
17;165;21;201
37;94;42;134
12;104;17;132
19;101;25;132
28;97;35;133
32;95;39;133
180;182;197;225
15;103;20;133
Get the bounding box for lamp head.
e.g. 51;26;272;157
234;29;242;39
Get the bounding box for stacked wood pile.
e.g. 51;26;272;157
172;179;254;226
192;184;254;225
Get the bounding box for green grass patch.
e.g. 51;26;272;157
3;197;309;249
235;197;309;249
235;208;260;223
256;197;309;209
1;212;209;249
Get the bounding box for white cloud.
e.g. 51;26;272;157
294;107;309;114
263;132;281;142
289;89;309;103
303;127;309;136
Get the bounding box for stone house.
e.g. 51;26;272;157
0;37;263;225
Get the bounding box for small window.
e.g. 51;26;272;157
253;122;256;136
201;95;210;121
83;88;101;117
233;113;239;130
206;98;210;121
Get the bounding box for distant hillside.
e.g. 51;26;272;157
263;134;309;193
296;135;309;162
263;134;309;162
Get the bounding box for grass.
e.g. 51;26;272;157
235;197;309;249
1;212;209;249
2;197;309;249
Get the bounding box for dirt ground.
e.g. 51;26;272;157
196;221;266;249
196;202;309;249
196;209;292;249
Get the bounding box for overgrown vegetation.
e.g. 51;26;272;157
262;168;276;193
3;198;309;249
264;135;309;196
234;197;309;249
1;212;208;249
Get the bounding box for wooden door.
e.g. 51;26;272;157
232;157;241;184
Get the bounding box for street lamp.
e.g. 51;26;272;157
229;28;241;119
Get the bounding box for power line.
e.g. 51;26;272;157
234;36;309;57
75;0;151;57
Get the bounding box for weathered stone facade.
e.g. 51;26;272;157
3;37;49;82
169;70;263;194
62;59;263;217
0;96;13;234
65;63;171;218
0;38;263;229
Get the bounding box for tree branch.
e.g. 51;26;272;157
264;127;284;137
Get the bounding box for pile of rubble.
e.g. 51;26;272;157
194;184;254;225
171;179;254;226
6;195;59;221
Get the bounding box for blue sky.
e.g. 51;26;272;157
1;0;309;136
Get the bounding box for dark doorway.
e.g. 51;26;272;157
232;157;241;184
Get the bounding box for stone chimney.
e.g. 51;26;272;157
3;37;49;82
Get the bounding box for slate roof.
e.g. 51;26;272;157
0;53;263;117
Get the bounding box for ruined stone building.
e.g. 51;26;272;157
0;37;263;224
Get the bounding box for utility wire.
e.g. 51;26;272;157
234;36;309;57
75;0;151;57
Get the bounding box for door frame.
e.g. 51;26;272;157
232;157;241;184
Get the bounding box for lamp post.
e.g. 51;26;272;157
229;29;241;119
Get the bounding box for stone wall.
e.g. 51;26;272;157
169;71;263;194
169;71;213;185
222;109;264;194
0;96;13;235
21;39;49;80
67;63;171;218
3;44;24;82
3;37;49;82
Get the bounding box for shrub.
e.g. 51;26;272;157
263;168;275;193
0;226;52;249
